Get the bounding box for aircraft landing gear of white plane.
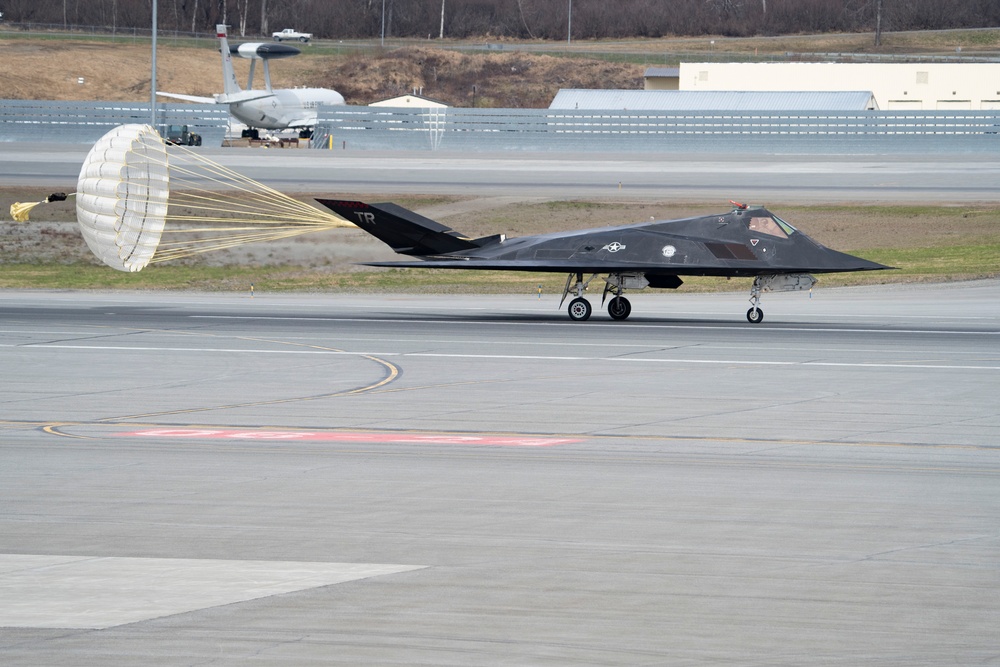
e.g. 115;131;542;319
561;272;599;321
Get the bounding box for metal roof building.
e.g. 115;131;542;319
369;93;448;108
549;89;879;111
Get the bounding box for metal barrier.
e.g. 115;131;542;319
0;100;229;144
314;106;1000;153
3;100;1000;153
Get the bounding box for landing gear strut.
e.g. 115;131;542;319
560;272;599;321
747;276;765;324
602;272;635;321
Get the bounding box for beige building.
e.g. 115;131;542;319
678;63;1000;110
643;67;679;90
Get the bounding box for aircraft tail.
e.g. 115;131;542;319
316;200;481;256
216;24;242;96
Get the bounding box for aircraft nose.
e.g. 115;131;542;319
827;248;894;271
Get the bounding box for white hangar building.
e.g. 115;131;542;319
677;62;1000;110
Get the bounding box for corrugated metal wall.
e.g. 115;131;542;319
3;101;1000;154
313;107;1000;153
0;101;229;144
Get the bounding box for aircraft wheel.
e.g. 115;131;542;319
568;297;592;321
746;307;764;324
608;296;631;321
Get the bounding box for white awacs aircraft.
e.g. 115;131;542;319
158;24;345;138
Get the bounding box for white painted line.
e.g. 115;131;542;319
188;315;1000;335
8;343;1000;371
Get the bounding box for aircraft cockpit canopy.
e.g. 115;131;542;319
747;214;797;239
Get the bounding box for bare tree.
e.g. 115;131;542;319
875;0;883;45
238;0;249;35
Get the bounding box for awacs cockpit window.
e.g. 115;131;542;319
748;216;795;238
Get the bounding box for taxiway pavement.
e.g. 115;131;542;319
1;285;999;664
4;144;1000;202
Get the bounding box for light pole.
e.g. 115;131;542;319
150;0;157;127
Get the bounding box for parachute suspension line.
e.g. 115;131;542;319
166;142;333;219
73;125;355;271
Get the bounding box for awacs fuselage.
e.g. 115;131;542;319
227;87;345;130
318;199;891;323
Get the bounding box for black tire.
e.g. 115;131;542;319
746;307;764;324
300;37;308;43
568;297;592;322
608;296;631;321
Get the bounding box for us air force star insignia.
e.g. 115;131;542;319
602;241;625;252
661;245;676;258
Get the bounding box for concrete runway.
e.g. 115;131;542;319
2;284;999;665
4;144;1000;202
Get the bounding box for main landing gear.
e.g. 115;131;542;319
560;272;634;321
561;272;599;321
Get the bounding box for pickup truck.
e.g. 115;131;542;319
272;28;312;42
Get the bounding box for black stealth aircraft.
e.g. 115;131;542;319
318;199;890;323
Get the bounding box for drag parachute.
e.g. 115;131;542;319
11;124;355;272
76;124;169;272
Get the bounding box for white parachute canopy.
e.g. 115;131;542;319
74;124;354;272
76;124;169;272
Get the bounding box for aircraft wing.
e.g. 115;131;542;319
217;90;277;103
281;117;315;129
359;255;887;276
156;91;216;104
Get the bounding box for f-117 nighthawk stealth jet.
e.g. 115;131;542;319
317;199;891;323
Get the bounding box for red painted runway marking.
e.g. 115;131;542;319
118;429;580;447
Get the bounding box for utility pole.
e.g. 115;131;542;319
381;0;386;46
150;0;157;128
439;0;445;39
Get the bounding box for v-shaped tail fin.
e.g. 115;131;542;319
316;199;479;256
